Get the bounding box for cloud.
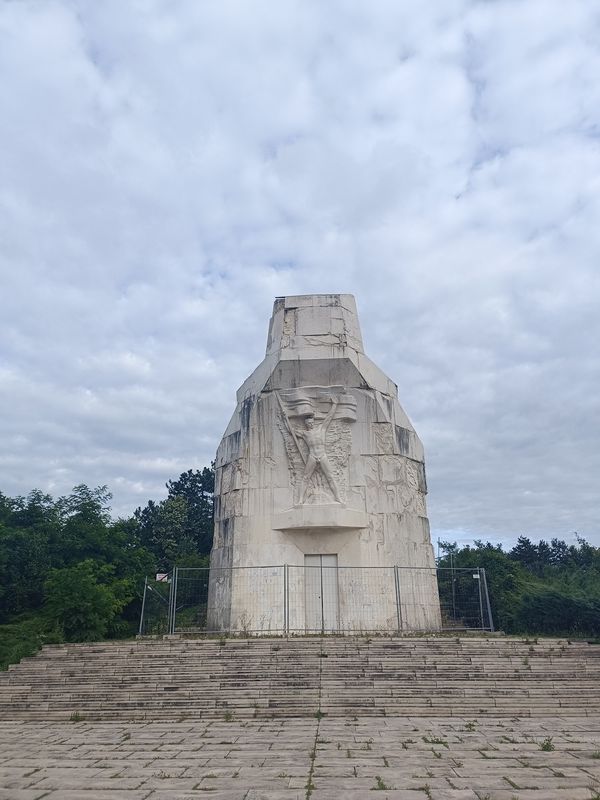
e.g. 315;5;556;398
0;0;598;546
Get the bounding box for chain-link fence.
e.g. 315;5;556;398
139;565;493;635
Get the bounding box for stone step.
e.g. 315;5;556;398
2;635;599;722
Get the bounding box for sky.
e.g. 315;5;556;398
0;0;599;548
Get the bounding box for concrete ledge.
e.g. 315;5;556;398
272;504;368;531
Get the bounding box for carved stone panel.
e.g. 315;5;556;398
276;385;356;506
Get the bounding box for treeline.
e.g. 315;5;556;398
0;468;214;668
1;469;599;669
438;537;600;636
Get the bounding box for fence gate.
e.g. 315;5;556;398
304;554;339;633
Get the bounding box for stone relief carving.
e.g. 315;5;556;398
374;423;394;455
276;386;356;506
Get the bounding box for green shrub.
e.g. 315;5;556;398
44;560;130;642
0;615;63;670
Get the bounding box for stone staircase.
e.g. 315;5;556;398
1;635;599;721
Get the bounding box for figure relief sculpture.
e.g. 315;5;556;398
297;396;342;504
276;386;356;506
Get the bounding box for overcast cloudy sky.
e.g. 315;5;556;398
1;0;599;548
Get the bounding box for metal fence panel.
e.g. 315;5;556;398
436;567;494;631
172;566;285;634
137;576;170;636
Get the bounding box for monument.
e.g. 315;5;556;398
208;294;441;633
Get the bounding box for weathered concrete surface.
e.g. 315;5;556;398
2;716;600;799
209;294;441;633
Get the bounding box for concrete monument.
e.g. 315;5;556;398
208;294;441;632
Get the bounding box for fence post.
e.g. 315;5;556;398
167;568;179;635
173;567;179;634
166;571;173;635
476;568;485;631
138;576;148;636
394;566;403;634
283;564;288;635
480;568;494;632
319;561;325;635
450;552;457;621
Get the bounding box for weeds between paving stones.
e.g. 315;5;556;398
305;741;318;799
372;775;392;790
422;735;448;748
540;736;555;751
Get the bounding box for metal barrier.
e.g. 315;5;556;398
137;574;171;636
139;565;494;636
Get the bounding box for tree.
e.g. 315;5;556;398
166;467;214;555
510;536;540;573
135;466;215;569
0;489;61;620
439;537;600;636
0;471;213;668
43;560;130;642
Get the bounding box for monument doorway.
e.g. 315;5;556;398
304;554;339;633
